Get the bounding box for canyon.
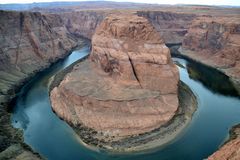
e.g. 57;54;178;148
0;2;240;159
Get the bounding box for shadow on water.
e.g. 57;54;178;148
186;60;239;98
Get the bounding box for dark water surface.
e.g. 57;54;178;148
12;47;240;160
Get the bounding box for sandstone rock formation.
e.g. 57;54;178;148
50;14;179;143
0;10;84;158
62;11;106;39
0;10;82;104
208;125;240;160
181;17;240;87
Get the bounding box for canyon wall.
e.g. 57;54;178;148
61;11;106;39
0;10;108;105
137;11;196;44
182;17;240;85
0;11;79;104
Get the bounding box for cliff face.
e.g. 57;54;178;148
50;14;179;142
182;17;240;84
137;11;196;44
90;14;179;93
62;11;106;39
0;10;109;105
0;10;81;104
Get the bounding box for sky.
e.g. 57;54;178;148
0;0;240;6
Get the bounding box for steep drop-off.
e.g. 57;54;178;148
137;11;196;44
0;10;81;104
0;10;82;159
181;17;240;88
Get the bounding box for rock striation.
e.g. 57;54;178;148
62;11;106;39
181;17;240;88
0;10;83;104
50;14;180;148
137;11;196;44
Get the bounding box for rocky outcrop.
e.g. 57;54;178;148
181;17;240;87
208;124;240;160
137;11;196;44
50;14;182;151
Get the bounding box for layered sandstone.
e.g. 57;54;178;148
50;14;179;144
61;11;106;39
208;125;240;160
181;17;240;86
137;11;196;44
0;10;83;104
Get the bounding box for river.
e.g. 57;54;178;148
11;46;240;160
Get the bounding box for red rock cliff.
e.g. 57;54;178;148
182;17;240;85
0;10;83;104
137;11;196;44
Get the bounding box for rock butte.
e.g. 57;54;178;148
50;14;179;140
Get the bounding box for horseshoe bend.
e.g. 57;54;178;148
0;2;240;160
49;14;196;151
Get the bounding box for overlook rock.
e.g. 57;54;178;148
50;14;179;147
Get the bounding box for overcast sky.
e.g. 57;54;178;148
0;0;240;6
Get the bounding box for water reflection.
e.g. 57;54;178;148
185;59;239;98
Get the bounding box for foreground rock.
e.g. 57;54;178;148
208;124;240;160
50;14;197;151
181;17;240;91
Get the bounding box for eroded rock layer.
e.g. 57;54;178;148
0;11;81;104
182;17;240;85
50;14;179;140
137;11;196;44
